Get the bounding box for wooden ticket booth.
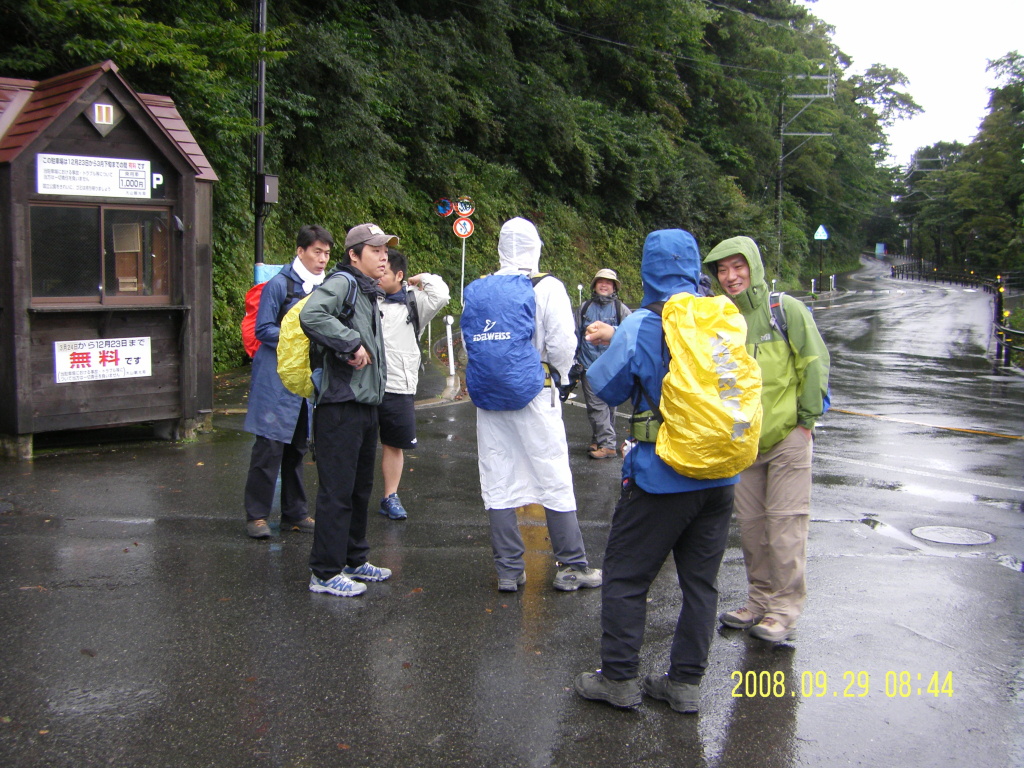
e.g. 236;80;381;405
0;61;217;458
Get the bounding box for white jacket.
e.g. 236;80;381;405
477;218;577;512
382;273;450;395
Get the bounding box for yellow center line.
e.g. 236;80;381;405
829;408;1024;440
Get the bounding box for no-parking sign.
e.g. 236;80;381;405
453;217;474;238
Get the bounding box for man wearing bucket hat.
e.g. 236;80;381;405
575;269;631;459
299;222;398;597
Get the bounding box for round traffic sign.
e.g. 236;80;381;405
455;196;475;217
434;198;454;217
453;217;474;238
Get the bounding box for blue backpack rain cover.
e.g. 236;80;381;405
462;274;545;410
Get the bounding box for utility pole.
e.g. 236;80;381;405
776;73;834;276
252;0;277;276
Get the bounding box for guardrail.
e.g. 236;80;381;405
993;323;1024;368
889;264;1003;292
890;264;1022;369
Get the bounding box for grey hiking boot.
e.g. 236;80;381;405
246;519;271;539
280;516;315;533
553;563;602;591
574;672;642;709
498;572;527;592
642;673;700;714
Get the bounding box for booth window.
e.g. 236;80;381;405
31;205;171;304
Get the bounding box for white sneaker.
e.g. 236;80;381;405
309;573;367;597
343;562;392;582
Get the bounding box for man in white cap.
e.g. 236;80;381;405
299;223;398;597
575;269;631;459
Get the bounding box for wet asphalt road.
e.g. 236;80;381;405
0;257;1022;767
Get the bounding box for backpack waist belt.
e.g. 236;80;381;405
629;410;661;442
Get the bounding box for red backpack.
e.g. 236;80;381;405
241;277;302;358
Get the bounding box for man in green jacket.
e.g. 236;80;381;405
704;236;830;642
299;223;397;597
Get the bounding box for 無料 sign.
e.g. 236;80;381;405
54;337;152;383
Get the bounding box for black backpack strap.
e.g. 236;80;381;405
322;270;359;323
275;275;304;324
632;301;669;420
406;289;422;338
769;291;789;345
615;298;626;323
577;299;594;344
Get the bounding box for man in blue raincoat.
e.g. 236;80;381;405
574;229;739;714
242;225;332;539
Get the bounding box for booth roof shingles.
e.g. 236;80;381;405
0;59;217;180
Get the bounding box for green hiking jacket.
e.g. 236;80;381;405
704;236;830;453
299;266;387;407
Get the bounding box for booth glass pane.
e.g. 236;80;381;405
103;209;170;297
31;207;101;298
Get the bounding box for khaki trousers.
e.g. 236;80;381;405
733;428;813;629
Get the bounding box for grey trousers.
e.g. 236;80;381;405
582;372;617;449
488;507;588;579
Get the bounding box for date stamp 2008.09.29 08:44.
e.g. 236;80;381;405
729;670;954;699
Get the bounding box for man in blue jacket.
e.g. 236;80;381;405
574;229;739;714
242;225;331;539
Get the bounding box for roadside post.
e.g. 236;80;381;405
814;224;829;290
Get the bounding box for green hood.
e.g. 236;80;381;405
703;236;768;312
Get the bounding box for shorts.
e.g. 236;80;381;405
378;392;417;450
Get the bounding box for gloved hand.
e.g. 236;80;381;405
559;363;584;402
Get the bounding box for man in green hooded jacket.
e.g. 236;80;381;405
703;236;830;642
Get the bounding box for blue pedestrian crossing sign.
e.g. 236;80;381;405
814;225;829;240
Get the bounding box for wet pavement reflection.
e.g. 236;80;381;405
0;257;1021;767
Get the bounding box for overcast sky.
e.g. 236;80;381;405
797;0;1024;168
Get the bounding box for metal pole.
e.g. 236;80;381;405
776;97;784;274
253;0;267;273
460;237;466;308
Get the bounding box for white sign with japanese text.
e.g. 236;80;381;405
54;337;153;383
37;154;152;198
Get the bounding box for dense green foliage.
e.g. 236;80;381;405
8;0;1006;371
898;53;1024;277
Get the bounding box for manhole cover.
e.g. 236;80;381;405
911;526;994;545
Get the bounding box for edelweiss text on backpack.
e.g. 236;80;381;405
472;319;512;342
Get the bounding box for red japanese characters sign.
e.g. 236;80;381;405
54;337;153;383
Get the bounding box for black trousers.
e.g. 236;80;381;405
600;479;735;684
308;401;377;580
243;400;309;522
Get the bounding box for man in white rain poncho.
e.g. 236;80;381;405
469;217;603;593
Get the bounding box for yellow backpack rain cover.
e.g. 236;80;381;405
656;293;763;479
276;294;314;399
